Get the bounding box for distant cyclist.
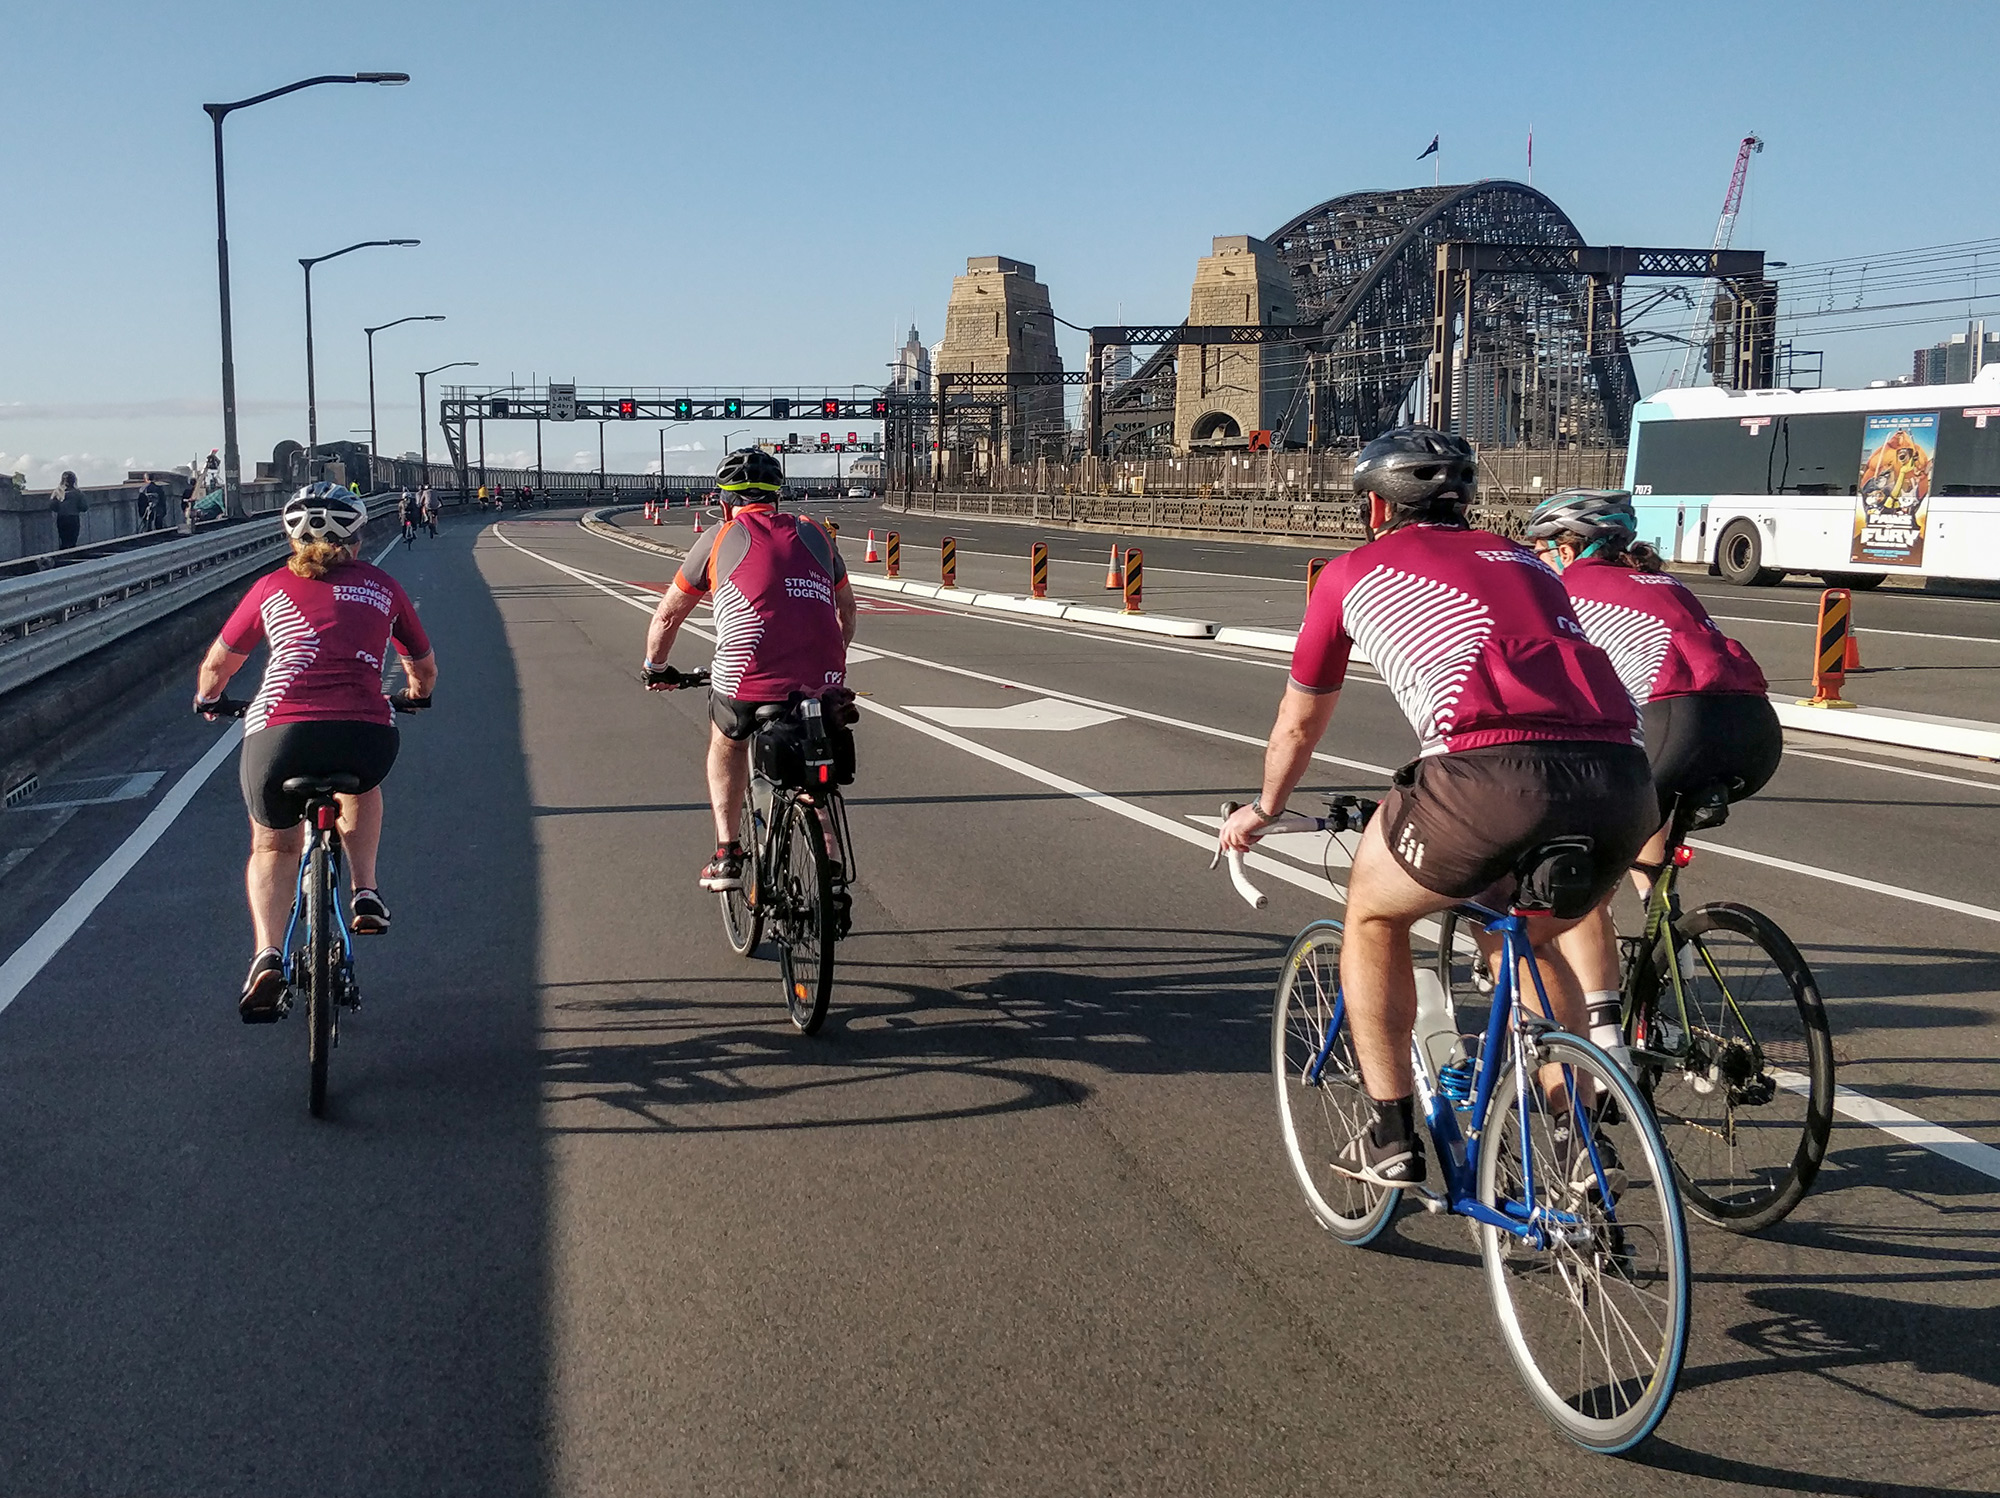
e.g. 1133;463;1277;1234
195;482;437;1022
639;448;856;890
1219;429;1654;1187
399;487;421;546
420;485;439;538
1524;488;1780;1048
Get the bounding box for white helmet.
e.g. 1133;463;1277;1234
282;481;368;544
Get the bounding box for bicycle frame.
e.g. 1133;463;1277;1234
281;809;354;980
1624;850;1759;1072
1309;905;1608;1249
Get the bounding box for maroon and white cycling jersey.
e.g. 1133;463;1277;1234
1290;524;1639;757
219;560;432;733
672;505;848;702
1557;555;1768;705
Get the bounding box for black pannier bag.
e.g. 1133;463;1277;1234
752;691;857;788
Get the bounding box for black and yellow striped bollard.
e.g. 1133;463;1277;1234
941;535;958;588
885;531;900;578
824;518;839;540
1800;587;1858;708
1031;541;1049;599
1307;556;1331;601
1122;547;1143;613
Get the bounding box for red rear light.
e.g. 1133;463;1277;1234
1673;845;1695;867
817;765;830;784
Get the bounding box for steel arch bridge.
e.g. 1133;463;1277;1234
1105;180;1641;452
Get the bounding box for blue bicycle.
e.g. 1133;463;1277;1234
1223;795;1690;1453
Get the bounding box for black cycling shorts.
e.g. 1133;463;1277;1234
1379;742;1656;906
1641;691;1783;823
709;692;786;742
240;720;399;829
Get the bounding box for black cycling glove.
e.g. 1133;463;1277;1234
641;663;683;689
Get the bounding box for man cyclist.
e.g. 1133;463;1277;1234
420;484;440;538
399;487;421;546
1523;489;1780;1059
196;482;436;1021
638;448;855;890
1219;429;1655;1187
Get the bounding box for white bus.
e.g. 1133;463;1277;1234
1622;367;2000;586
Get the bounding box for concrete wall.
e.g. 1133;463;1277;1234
0;474;293;563
1173;236;1303;452
935;255;1065;470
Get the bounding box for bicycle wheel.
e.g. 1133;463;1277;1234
1435;907;1494;1014
305;837;335;1119
719;790;763;957
1479;1032;1689;1453
774;800;835;1034
1637;902;1834;1233
1272;921;1400;1245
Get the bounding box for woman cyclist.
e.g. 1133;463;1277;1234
1524;488;1780;1052
195;483;437;1022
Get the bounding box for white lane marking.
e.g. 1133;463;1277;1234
1784;747;2000;792
1708;613;2000;646
506;527;2000;922
1685;836;2000;927
1778;1071;2000;1184
502;525;2000;1182
906;699;1121;732
0;727;242;1016
372;533;401;565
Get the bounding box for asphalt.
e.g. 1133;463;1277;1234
1;507;1997;1496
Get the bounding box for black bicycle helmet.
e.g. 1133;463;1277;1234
1525;488;1639;553
1351;426;1478;520
715;447;784;495
281;481;368;544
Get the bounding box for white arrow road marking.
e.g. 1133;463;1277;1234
905;698;1122;732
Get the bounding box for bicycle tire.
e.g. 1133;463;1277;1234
1272;921;1400;1245
775;800;835;1035
1637;902;1834;1233
1479;1031;1690;1453
306;837;335;1119
719;789;763;957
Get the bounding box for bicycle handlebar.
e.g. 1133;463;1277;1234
643;665;712;691
195;690;432;720
1210;794;1379;910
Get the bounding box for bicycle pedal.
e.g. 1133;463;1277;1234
1413;1188;1448;1215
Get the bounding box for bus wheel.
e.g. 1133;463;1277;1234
1819;571;1886;590
1717;521;1787;586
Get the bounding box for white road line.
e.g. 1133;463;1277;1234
0;726;242;1016
1708;613;2000;646
1685;837;2000;927
1784;747;2000;792
1779;1072;2000;1184
497;525;2000;1183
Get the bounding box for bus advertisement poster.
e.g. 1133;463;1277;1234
1851;411;1937;566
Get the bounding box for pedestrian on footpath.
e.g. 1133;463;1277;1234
139;476;165;531
49;471;86;550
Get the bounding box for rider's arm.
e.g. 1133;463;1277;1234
1220;685;1341;851
836;581;857;646
402;650;438;698
645;580;704;666
195;639;249;704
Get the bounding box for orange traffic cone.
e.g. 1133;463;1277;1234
1103;544;1121;589
1844;632;1861;671
692;513;703;537
652;505;662;526
864;529;881;562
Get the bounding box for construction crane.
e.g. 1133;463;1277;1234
1671;133;1764;387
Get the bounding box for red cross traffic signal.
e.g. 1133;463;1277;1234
871;397;888;418
821;398;840;419
617;398;637;419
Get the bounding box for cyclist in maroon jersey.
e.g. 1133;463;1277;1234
1219;429;1656;1187
638;449;856;889
195;484;437;1021
1525;488;1782;1057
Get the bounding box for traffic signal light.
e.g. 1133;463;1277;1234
847;431;857;445
723;397;743;419
488;398;510;418
788;433;799;449
871;397;888;418
820;431;830;446
617;398;637;419
821;398;839;419
771;398;790;420
673;398;692;419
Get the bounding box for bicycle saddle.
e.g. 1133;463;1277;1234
1674;780;1736;836
753;702;794;726
282;774;363;798
1508;836;1597;920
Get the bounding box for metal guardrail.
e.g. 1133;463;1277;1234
0;499;393;699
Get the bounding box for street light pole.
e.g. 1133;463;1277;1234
417;361;477;477
204;72;408;516
302;239;419;484
365;314;444;475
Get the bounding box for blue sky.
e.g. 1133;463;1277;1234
5;0;1999;485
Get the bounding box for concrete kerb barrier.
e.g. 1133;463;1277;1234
1769;699;2000;760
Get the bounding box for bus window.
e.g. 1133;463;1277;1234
1773;412;1863;494
1936;411;2000;493
1633;416;1774;494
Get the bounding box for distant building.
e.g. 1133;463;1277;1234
890;325;930;396
1913;323;2000;384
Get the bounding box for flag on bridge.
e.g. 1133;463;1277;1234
1417;134;1439;161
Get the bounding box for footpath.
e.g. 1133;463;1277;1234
595;505;2000;763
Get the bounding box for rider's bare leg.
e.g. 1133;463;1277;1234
1341;815;1458;1100
247;820;305;950
338;787;384;890
707;725;749;844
